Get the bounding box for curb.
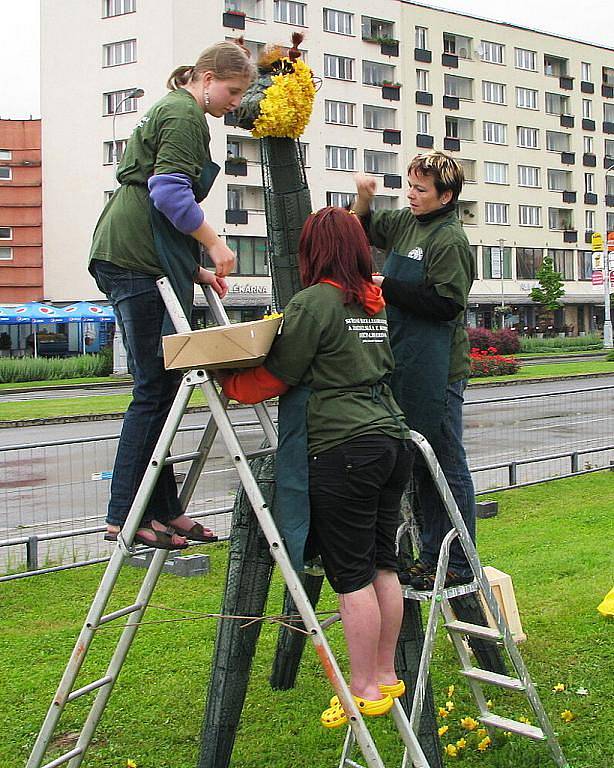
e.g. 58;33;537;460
468;371;614;388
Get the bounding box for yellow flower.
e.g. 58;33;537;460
503;730;512;737
252;58;316;139
561;709;575;723
477;736;492;752
438;707;449;718
460;716;479;731
486;699;493;709
446;700;455;712
447;684;455;698
552;683;565;693
455;738;467;749
127;761;137;768
444;744;458;757
477;728;487;738
263;311;283;320
438;725;449;737
519;715;531;724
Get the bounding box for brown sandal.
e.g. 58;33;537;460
170;521;218;543
104;523;189;551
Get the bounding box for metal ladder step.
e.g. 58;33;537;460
41;747;83;768
479;713;545;741
460;667;525;691
445;619;502;641
67;676;114;702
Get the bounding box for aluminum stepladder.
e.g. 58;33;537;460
390;431;570;768
27;277;430;768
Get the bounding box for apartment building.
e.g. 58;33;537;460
41;0;614;332
0;119;43;303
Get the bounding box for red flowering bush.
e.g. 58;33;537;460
469;348;521;377
467;327;521;354
467;327;496;351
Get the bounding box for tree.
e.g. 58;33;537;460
530;255;565;312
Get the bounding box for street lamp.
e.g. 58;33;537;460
497;237;506;327
603;163;614;349
111;88;144;189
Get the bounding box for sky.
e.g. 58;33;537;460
0;0;612;119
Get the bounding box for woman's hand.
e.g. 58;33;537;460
195;267;228;298
208;239;236;277
352;173;377;216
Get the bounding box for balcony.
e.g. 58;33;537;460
382;129;401;145
606;195;614;207
443;95;460;110
603;122;614;134
416;134;434;148
441;53;459;68
559;76;574;90
581;81;594;94
414;48;432;63
563;230;578;243
585;230;594;244
415;91;433;106
225;208;248;225
443;137;461;152
380;39;399;57
222;10;246;29
381;83;401;101
561;152;575;165
584;192;598;205
559;114;574;128
582;118;596;131
602;84;614;99
562;191;576;203
583;153;597;167
383;174;402;189
225;158;248;177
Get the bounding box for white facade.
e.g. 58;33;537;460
40;0;614;332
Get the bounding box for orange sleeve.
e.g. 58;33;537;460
222;365;290;404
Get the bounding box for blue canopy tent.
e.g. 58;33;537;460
62;301;115;353
1;303;67;357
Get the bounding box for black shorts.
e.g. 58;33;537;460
307;433;411;594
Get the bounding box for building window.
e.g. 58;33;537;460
516;247;543;278
514;47;536;71
0;247;13;260
274;0;306;25
548;209;573;231
483;245;512;278
0;227;12;239
482;81;505;104
547;169;572;192
548;248;574;279
518;165;540;187
519;205;542;227
585;210;596;232
324;54;354;80
103;89;141;116
480;40;504;64
484;161;508;184
458;158;476;182
326;145;356;171
517;126;539;149
444;74;473;100
103;0;135;17
372;195;399;211
323;8;353;35
364;150;396;174
417;111;430;134
483;121;507;145
606;139;614;159
415;26;428;49
0;167;12;180
545;92;570;115
582;99;593;119
361;16;394;41
103;139;128;165
363;105;395;130
416;69;429;91
607;176;614;196
581;62;591;81
226;236;268;275
103;39;136;67
325;100;356;125
546;130;570;152
443;33;472;58
227;186;244;210
485;202;509;225
578;251;593;280
299;142;309;167
326;191;354;207
362;60;394;86
604;103;614;123
0;150;11;160
516;87;538;110
445;117;474;140
584;136;594;154
585;173;595;193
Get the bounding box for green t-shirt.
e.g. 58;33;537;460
369;208;475;382
89;88;211;276
264;283;407;455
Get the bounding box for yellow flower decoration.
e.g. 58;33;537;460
460;716;479;731
127;761;137;768
444;744;458;757
263;311;283;320
561;709;575;723
455;738;467;749
486;699;493;709
438;725;449;737
477;727;487;738
519;715;531;725
438;707;449;718
446;700;455;712
477;736;492;752
252;59;316;139
552;683;565;693
447;684;455;698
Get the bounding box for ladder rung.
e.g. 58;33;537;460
96;603;144;626
41;747;83;768
402;581;479;601
163;451;201;465
479;713;545;741
244;447;276;460
445;620;502;641
460;668;525;691
67;676;113;702
344;760;366;768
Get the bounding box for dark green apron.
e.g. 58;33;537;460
149;160;220;337
382;222;455;454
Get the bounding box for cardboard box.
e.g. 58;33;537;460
162;316;282;370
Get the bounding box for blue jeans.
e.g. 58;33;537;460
414;379;476;579
91;260;182;527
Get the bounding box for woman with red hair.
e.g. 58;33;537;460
220;207;411;728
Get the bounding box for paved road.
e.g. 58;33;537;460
1;376;612;570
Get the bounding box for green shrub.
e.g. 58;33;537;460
0;352;113;383
606;349;614;362
519;333;603;353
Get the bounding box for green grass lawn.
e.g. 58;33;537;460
0;474;611;768
470;359;614;384
0;375;129;391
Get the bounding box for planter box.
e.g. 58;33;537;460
603;121;614;134
225;209;248;225
222;11;246;29
562;190;576;203
414;48;432;63
605;156;614;168
381;84;401;101
163;316;283;370
582;118;596;131
602;84;614;99
441;53;458;68
415;90;433;106
563;230;578;243
443;95;459;110
443;137;460;152
584;192;598;205
559;114;574;128
380;40;399;57
606;195;614;207
559;75;573;90
581;80;594;93
383;174;402;189
416;133;434;149
382;129;401;145
583;153;597;167
224;111;239;127
225;159;248;176
561;152;575;164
